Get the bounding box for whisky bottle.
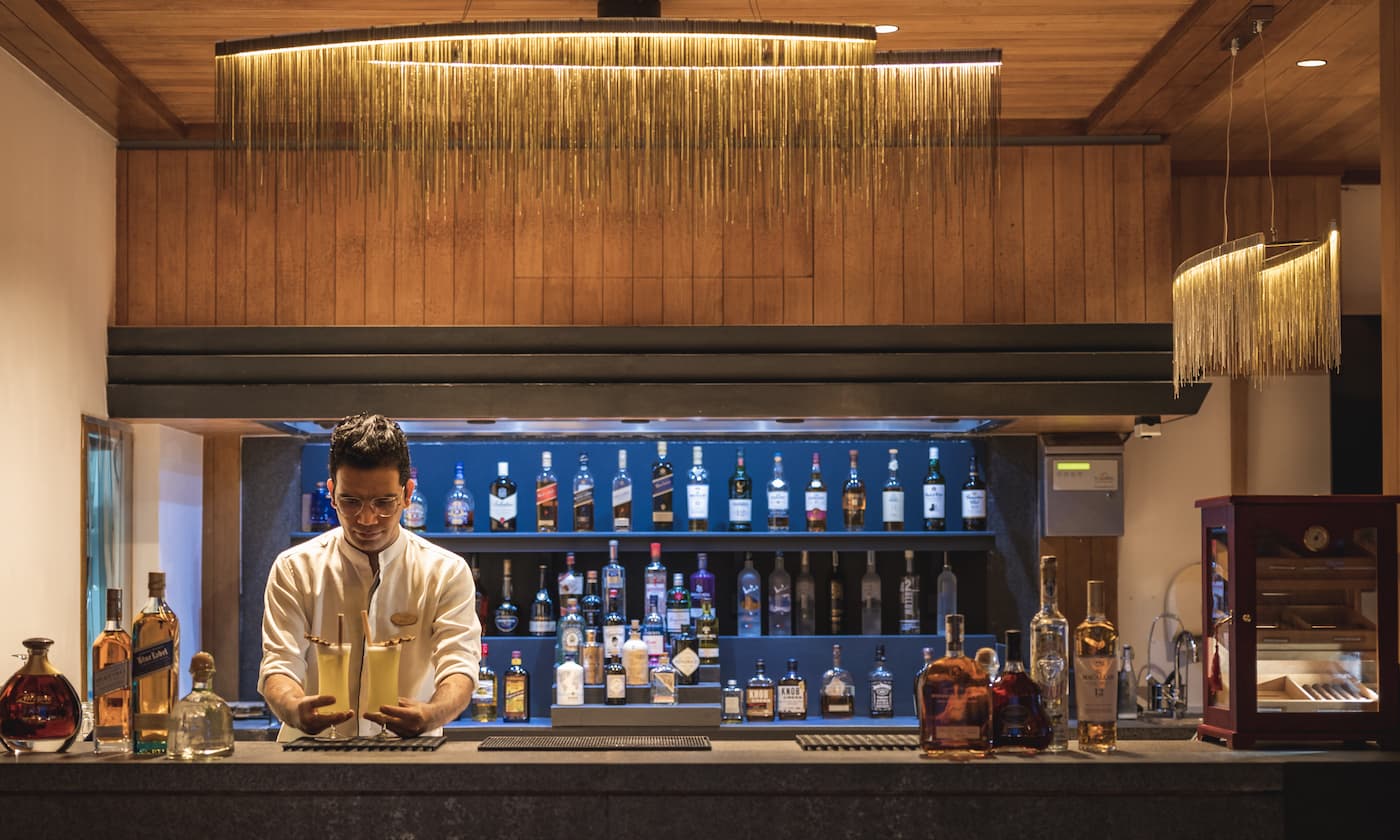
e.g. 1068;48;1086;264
990;629;1053;753
1029;555;1070;752
688;553;715;623
132;571;179;755
642;595;667;665
444;461;474;531
602;539;626;621
555;597;584;666
828;553;845;634
841;449;866;530
402;466;427;532
868;645;894;719
804;453;828;532
767;453;790;531
737;553;762;637
794;551;816;635
922;445;946;531
936;553;957;634
919;614;992;759
166;651;233;760
777;658;808;720
819;644;855;718
651;440;674;530
860;551;882;635
622;620;649;686
603;587;627;659
1075;579;1119;753
898;550;921;635
557;551;582;610
881;448;904;531
489;461;518;532
555;652;584;707
686;445;709;531
650;653;678;705
503;650;530;722
572;453;595;532
494;559;520;634
580;569;603;630
745;659;775;722
535;451;559;532
727;448;753;531
670;623;701;686
91;588;132;753
722;680;744;722
611;448;633;532
696;595;719;663
529;564;556;637
471;642;497;722
665;572;691;635
604;654;627;705
768;552;792;636
961;453;988;531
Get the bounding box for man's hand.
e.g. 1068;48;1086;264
295;694;356;735
363;673;474;737
263;673;354;735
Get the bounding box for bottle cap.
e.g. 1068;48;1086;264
148;571;166;595
658;441;667;457
498;461;509;475
482;642;489;655
190;650;216;676
542;451;552;467
787;658;799;670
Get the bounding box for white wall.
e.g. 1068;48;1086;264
0;50;115;682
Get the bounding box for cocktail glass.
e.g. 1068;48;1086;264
314;643;351;740
364;643;402;740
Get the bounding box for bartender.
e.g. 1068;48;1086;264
259;412;480;739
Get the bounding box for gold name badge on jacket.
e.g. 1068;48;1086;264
390;612;418;627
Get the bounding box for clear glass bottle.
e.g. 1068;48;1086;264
919;614;992;759
688;553;715;624
488;461;518;532
727;447;753;531
777;658;808;720
860;550;882;635
603;587;627;659
535;451;558;533
604;654;627;705
737;552;762;637
687;445;709;531
555;652;584;707
402;466;427;531
819;644;855;718
795;551;817;635
1075;579;1120;753
1030;555;1070;752
1118;644;1138;720
557;551;582;607
650;653;678;704
651;440;674;530
767;453;790;531
91;587;132;753
0;637;82;753
961;452;988;531
898;550;921;635
696;595;719;663
936;553;958;634
580;569;603;631
555;597;584;666
530;564;556;637
644;541;667;616
494;558;520;634
642;595;667;665
502;650;530;722
132;571;179;755
572;452;595;532
745;659;775;722
166;651;233;760
721;679;744;722
868;644;894;719
471;642;497;722
768;552;792;636
922;445;946;531
602;539;626;621
828;553;845;635
444;461;474;531
612;448;633;532
804;452;828;532
622;620;649;686
990;629;1053;753
841;449;866;530
881;448;904;531
670;623;700;686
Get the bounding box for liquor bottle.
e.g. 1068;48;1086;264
166;651;233;760
936;553;957;634
670;623;700;686
603;587;627;659
612;448;633;531
745;659;775;722
470;554;489;629
727;447;753;531
990;629;1053;752
650;653;678;704
644;542;667;616
322;481;339;528
795;551;816;635
309;480;329;531
642;595;667;665
665;572;691;635
777;658;808;720
961;452;988;531
1118;644;1138;720
922;445;946;531
535;451;559;532
1030;555;1070;752
721;680;744;722
860;550;882;635
688;553;715;624
471;642;497;722
651;440;674;530
841;449;866;530
555;653;584;707
555;597;584;666
768;552;792;636
622;620;649;686
557;551;583;611
868;644;894;719
737;552;762;637
530;564;556;637
488;461;518;532
503;650;530;722
444;462;474;531
602;539;626;621
829;553;845;635
820;644;855;718
686;445;709;531
898;550;921;635
881;448;904;531
767;453;790;531
494;559;520;634
696;595;719;663
580;570;603;631
1;637;81;753
919;614;992;758
132;571;179;755
402;466;427;532
976;646;1001;683
804;452;828;532
572;453;595;532
604;654;627;705
91;587;132;753
914;646;933;727
1075;579;1120;753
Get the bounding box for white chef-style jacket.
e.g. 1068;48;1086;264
259;527;481;740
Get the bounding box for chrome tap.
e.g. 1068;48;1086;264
1169;629;1200;717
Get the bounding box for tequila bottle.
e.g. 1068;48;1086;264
737;553;762;637
535;451;559;532
471;642;497;722
881;448;904;531
841;449;865;530
990;630;1053;752
804;452;828;532
766;453;790;531
1029;555;1070;752
860;550;882;635
1075;579;1119;753
402;466;427;531
686;445;709;531
651;440;675;530
794;551;816;635
768;552;792;636
611;448;633;531
868;644;894;718
919;614;992;759
819;644;855;718
132;571;179;755
166;651;233;760
91;587;132;753
898;550;921;635
572;453;595;532
777;658;808;720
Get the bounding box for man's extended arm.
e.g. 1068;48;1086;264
263;672;354;735
367;672;474;736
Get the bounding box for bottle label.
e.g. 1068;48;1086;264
728;498;752;523
923;485;945;518
805;491;827;512
651;670;677;703
770;585;791;615
767;490;789;512
824;675;852;699
777;685;806;715
1074;655;1120;724
603;626;625;657
687;485;709;520
93;659;131;698
723;693;742;716
861;580;880;604
870;679;893;713
536;482;558;505
612;484;632;508
666;608;690;635
446;499;470;527
530;618;555;635
646;632;665;656
558;575;582;596
490;493;518;522
653;474;673;497
574;487;594;507
602;570;624;593
494;611;519;634
403;502;427;529
883;490;905;523
473;677;495;703
961;489;987;519
614;516;631;531
606;672;626;699
556;669;584;705
504;677;527;716
843;492;862;512
132;639;175;679
624;646;649;684
561;626;583;655
673;647;700;677
698;626;719;660
746;687;774;716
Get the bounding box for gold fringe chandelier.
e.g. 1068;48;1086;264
214;14;1002;214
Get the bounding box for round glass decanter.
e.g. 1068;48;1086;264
0;637;83;754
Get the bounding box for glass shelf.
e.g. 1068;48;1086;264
292;530;996;553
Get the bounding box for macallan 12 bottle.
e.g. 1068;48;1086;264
132;571;179;755
804;453;827;532
1075;579;1119;753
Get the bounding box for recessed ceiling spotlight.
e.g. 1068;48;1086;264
874;24;899;34
1296;58;1327;68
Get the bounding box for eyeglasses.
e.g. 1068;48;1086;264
333;495;402;518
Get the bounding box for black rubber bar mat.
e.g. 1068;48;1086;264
795;734;919;751
282;735;446;751
478;735;711;751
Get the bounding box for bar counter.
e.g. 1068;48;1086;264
5;733;1400;839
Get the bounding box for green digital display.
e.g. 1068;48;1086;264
1055;461;1092;471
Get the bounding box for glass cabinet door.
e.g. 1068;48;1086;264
1206;527;1230;712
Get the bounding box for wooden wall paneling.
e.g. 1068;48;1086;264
632;188;664;325
304;161;338;326
1081;146;1115;322
781;160;814;325
1143;144;1174;322
274;164;306;325
1383;0;1398;494
602;159;635;326
422;186;454;326
481;161;514;325
362;181;394;325
332;157;366;326
1052;146;1086;323
1022;147;1056;323
155;150;186;325
692;191;725;325
542;154;577;326
993;146;1026;324
1112;145;1146;322
571;182;604;326
752;151;785;325
1039;535;1119;631
244;168;278;325
513;159;545;325
1279;177;1308;243
214;163;247;326
114;152;128;325
660;176;694;325
124;151;157;325
392;170;425;325
811;179;844;324
184;151;216;325
963;172;996;324
722;186;755;325
901;152;935;325
451;158;485;326
932;186;965;325
842;186;875;325
201;433;241;701
872;154;906;323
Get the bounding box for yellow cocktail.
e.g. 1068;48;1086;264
315;643;352;714
364;643;401;738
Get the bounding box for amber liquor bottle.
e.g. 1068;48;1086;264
918;613;992;759
744;659;775;722
91;588;132;753
841;449;865;530
1074;580;1119;753
651;441;675;530
502;650;530;722
777;658;808;721
990;629;1053;753
132;571;180;755
804;453;828;532
535;451;559;532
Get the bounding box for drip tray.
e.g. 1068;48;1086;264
796;734;919;751
282;735;446;752
478;735;711;751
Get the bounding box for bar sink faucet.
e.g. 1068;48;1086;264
1169;629;1200;717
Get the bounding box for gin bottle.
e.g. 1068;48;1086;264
642;595;667;665
166;651;233;760
881;448;904;531
1075;579;1119;753
665;572;691;635
555;598;584;666
794;551;817;635
737;553;762;637
649;653;678;704
1029;555;1070;752
768;552;792;636
644;541;668;618
132;571;179;755
898;550;921;635
557;552;582;608
670;623;701;686
766;453;790;531
602;539;626;621
622;620;649;686
919;614;992;759
860;550;882;635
